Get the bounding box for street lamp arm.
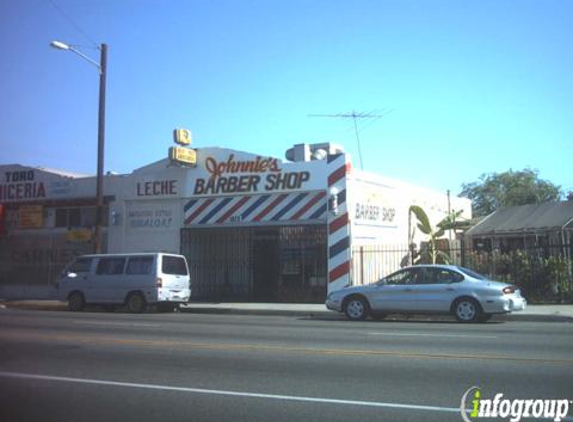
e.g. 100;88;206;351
50;40;101;73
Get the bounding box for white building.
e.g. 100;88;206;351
0;142;471;302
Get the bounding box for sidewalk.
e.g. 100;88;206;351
1;300;573;322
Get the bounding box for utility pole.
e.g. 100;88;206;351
51;41;107;253
308;109;393;170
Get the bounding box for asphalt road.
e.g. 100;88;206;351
0;308;572;422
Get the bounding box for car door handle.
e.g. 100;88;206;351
446;287;455;291
404;288;414;292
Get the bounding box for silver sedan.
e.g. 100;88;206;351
325;265;527;322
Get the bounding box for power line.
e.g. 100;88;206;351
46;0;98;48
308;109;394;170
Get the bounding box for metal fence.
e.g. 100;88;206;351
0;232;96;299
352;243;573;303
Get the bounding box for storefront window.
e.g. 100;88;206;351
55;206;106;228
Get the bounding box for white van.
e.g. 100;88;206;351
56;253;191;312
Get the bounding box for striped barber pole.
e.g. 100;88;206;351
183;191;327;226
327;153;352;292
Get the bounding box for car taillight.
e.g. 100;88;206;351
503;286;517;294
156;277;163;288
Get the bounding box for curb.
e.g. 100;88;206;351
180;306;336;319
495;314;573;323
179;308;573;323
2;301;573;322
0;301;67;312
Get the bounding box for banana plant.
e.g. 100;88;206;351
436;209;471;233
408;205;452;264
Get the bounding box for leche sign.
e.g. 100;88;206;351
136;180;177;197
193;154;310;195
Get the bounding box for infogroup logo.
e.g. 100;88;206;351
460;386;571;422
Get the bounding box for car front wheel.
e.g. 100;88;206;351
344;296;369;321
453;298;482;323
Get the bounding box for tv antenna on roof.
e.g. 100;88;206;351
308;109;394;170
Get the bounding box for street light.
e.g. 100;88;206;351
50;40;107;254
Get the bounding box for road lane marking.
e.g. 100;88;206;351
73;321;161;328
2;331;572;365
0;371;462;415
3;371;573;422
367;332;498;339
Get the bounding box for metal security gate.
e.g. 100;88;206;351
181;225;327;303
181;228;252;301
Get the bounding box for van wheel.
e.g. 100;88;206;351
126;293;146;313
68;292;85;312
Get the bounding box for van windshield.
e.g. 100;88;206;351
68;257;92;274
162;256;188;275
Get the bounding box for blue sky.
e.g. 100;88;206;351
1;0;571;196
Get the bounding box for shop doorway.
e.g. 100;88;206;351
180;225;326;303
253;229;279;301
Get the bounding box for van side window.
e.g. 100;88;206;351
162;256;188;275
126;257;153;275
70;258;92;274
96;258;126;275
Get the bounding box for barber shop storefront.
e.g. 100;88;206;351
112;145;336;303
1;139;471;303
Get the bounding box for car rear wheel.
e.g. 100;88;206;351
68;292;85;312
344;296;369;321
453;298;482;323
126;293;146;313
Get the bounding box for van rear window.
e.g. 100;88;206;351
162;256;188;275
126;257;153;275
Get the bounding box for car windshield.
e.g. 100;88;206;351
455;266;489;280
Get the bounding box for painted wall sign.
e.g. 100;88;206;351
354;189;397;228
127;208;173;230
0;171;46;201
66;228;93;243
18;205;44;228
193;154;311;195
355;203;396;225
49;180;72;197
136;180;177;197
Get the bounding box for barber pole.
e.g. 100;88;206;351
327;153;352;292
